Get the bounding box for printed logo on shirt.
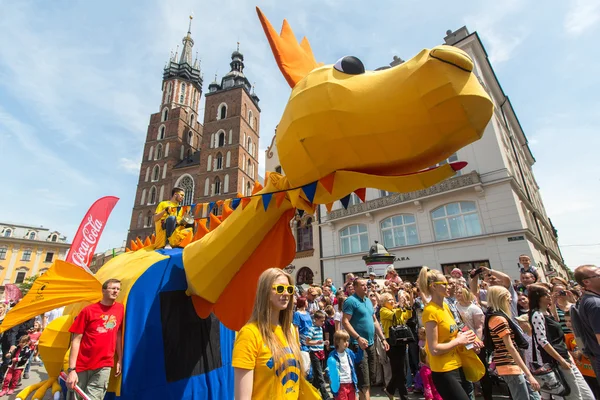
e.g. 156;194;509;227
96;314;118;333
266;347;300;392
449;324;458;334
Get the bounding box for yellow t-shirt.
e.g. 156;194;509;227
422;302;461;372
155;200;182;222
232;323;301;399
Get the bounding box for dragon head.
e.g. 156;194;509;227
257;8;493;188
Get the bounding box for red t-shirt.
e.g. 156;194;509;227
69;302;124;371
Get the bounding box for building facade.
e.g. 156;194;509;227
317;27;567;288
90;246;126;274
0;223;70;286
127;20;260;243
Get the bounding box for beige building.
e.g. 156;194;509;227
0;222;70;286
267;26;568;288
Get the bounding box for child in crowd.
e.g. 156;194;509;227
0;335;32;396
323;305;336;355
417;327;442;400
327;330;360;400
306;310;331;400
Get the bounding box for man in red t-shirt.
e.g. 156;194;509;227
66;278;124;400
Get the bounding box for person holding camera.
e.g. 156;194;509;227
469;266;521;327
154;187;185;249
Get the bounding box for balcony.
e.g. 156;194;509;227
325;171;481;221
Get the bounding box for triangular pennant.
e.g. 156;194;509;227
325;202;334;213
288;188;302;208
231;198;241;210
241;197;252;209
208;202;215;215
340;194;351;209
254;196;263;210
319;173;335;194
262;193;273;211
301;181;318;203
190;204;197;216
298;209;305;218
354;188;366;203
275;192;287;208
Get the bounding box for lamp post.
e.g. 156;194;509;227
362;241;395;277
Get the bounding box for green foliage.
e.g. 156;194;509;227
18;274;39;296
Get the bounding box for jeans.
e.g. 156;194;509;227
309;352;330;400
502;373;541;400
431;368;472;400
555;363;594;400
165;216;177;241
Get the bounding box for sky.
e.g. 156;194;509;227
0;0;598;268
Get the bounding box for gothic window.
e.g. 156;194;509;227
158;125;166;140
207;155;212;171
296;218;313;252
249;110;254;129
190;114;195;127
380;214;419;248
152;165;160;182
296;267;314;285
187;148;193;158
28;232;36;240
180;83;186;104
192;91;197;109
50;234;58;242
21;249;32;261
247;137;252;152
188;131;193;145
148;146;154;161
224;174;229;193
247;160;253;178
145;211;153;227
3;229;11;237
246;182;252;196
162;108;169;122
225;151;231;168
218;103;227;120
149;186;157;205
155;144;163;160
141;189;146;205
431;201;482;241
218;132;225;147
214;177;221;195
137;212;143;229
216;153;223;170
180;145;184;160
159;185;164;201
177;175;194;206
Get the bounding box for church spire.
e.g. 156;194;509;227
179;15;194;65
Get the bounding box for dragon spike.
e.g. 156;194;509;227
256;7;320;88
144;237;152;247
130;240;138;251
135;237;144;250
125;248;131;253
252;180;264;195
151;234;156;243
222;200;234;221
209;213;222;231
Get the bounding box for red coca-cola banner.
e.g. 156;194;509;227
66;196;119;271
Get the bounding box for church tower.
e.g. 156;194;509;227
199;46;261;210
127;17;203;244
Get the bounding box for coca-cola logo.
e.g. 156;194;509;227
71;216;103;268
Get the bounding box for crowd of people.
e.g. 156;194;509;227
233;257;600;400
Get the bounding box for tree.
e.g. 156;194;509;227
18;274;39;296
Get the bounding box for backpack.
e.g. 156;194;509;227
483;310;529;350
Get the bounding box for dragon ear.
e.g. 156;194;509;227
256;7;321;88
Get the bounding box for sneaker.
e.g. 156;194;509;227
23;373;29;379
382;387;394;400
0;390;7;396
6;389;13;395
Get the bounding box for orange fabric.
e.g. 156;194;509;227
192;295;214;319
354;188;366;203
252;180;264;195
565;332;596;377
275;192;287;208
213;209;296;331
222;201;234;220
319;173;335;194
209;213;222;230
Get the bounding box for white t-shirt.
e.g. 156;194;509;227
456;303;484;337
337;351;352;383
44;307;64;325
334;311;345;331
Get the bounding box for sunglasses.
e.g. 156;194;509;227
433;281;449;287
272;284;295;295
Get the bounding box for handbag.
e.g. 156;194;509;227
388;311;415;345
457;346;485;382
529;314;570;396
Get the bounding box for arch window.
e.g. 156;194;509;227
149;186;157;205
204;178;210;196
177;175;194;206
431;201;482;241
158;125;166;140
248;110;254;128
340;224;369;255
214;177;221;195
159;185;165;201
246;182;252;197
247;160;252;178
216;153;223;170
380;214;419;248
207;155;212;171
218;132;225;147
148;146;154;161
140;189;147;205
51;234;58;242
190;114;195;127
155;144;163;160
137;212;143;229
219;103;227;120
152;165;160;182
3;229;12;238
162;108;169;122
297;218;313;252
145;211;153;227
188;131;193;145
28;232;36;240
224;174;229;193
179;82;186;103
247;137;252;152
225;151;231;168
296;267;314;285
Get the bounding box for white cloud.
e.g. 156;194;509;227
119;158;141;175
565;0;600;36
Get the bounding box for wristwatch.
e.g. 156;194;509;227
67;367;76;373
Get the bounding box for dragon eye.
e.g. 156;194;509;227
333;56;365;75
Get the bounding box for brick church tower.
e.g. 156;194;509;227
126;20;260;243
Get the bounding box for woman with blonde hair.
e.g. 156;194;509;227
233;268;318;400
379;292;413;400
484;286;540;400
417;266;476;400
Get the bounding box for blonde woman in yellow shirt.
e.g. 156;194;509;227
417;267;477;400
232;268;319;400
380;292;413;400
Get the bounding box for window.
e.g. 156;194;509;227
219;104;227;120
51;234;58;242
247;137;252;152
275;165;282;174
187;148;193;158
296;267;314;285
155;144;163;160
340;225;369;255
15;271;26;284
45;252;54;263
190;114;195;127
247;160;253;178
297;218;314;251
249;110;254;128
146;211;153;227
214;177;221;195
149;187;157;205
246;182;252;196
158;125;166;140
21;250;32;261
179;82;186;103
137;212;143;229
178;175;194;206
431;201;482;241
0;247;6;260
216;153;223;170
152;165;160;182
218;132;225;147
28;232;36;240
3;229;11;237
381;215;419;248
162;108;169;122
188;131;193;145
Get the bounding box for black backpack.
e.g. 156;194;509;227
483;310;529;350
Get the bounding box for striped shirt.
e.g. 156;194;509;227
488;315;521;375
556;307;572;334
307;325;324;352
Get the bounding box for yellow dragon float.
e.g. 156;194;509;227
0;7;493;399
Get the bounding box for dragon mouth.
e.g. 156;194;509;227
429;47;474;72
347;161;467;177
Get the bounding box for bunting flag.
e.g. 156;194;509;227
288;188;302;208
254;196;263;211
301;181;318;203
340;194;351;209
262;193;273;211
241;197;252;210
320;173;335;194
231;198;241;210
208;202;215;214
325;202;334;213
190;204;197;216
264;171;271;185
275;192;287;208
354;188;366;203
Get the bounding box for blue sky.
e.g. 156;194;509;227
0;0;598;268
